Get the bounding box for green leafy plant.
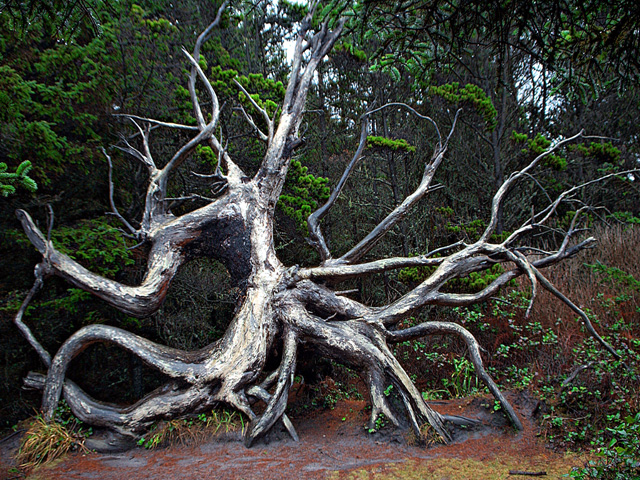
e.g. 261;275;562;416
442;357;480;398
138;408;246;449
567;413;640;479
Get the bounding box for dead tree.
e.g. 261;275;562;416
14;2;619;446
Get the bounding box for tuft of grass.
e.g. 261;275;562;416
138;408;247;449
16;415;88;471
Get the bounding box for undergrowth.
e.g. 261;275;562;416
138;408;247;449
16;402;89;471
389;224;640;477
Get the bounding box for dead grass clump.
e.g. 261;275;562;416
16;416;88;471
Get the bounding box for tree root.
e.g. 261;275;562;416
388;321;523;430
244;326;298;446
41;324;213;420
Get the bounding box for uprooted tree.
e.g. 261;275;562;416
13;1;623;447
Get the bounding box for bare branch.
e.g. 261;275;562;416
187;1;227;128
297;242;464;281
101;147;137;235
233;78;273;142
16;209;187;317
530;265;621;360
129;118;154;164
234;105;268;142
307;118;369;261
113;114;199;131
183;47;219;130
114;134;155;172
364;103;442;146
481;130;584;242
369;236;596;327
13;264;52;367
503;169;638;246
337;145;447;265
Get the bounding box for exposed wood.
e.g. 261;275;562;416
12;1;618;449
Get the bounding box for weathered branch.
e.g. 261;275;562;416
13;264;52;367
16;209;187;317
335;112;459;265
307;118;369;261
233;78;273;142
481;131;584;242
297;242;464;281
388;321;523;430
245;326;297;445
41;324;210;419
530;265;620;360
369;237;596;327
25;372;217;436
113;113;199;131
102;147;137;236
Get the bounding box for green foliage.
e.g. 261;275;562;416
567;415;640;479
367;136;416;153
453;264;506;292
49;217;134;277
0;160;37;196
397;260;435;285
278;158;330;234
16;401;90;470
137;408;246;449
428;83;497;131
586;262;640;294
511;131;568;170
194;145;218;169
333;42;368;62
442;357;481;398
571;142;622;165
608;211;640;225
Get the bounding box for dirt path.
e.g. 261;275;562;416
1;393;588;480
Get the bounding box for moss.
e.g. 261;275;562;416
328;454;585;479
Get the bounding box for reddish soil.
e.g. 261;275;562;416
0;392;588;480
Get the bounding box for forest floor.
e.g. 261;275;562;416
0;390;591;480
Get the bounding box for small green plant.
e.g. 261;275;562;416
566;412;640;479
368;413;388;433
442;357;480;397
137;408;246;449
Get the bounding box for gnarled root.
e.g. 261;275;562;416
388;321;523;430
276;291;451;442
41;324;212;420
244;326;298;446
25;372;217;437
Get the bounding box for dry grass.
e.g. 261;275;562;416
16;416;88;471
530;223;640;332
327;454;587;480
140;409;246;449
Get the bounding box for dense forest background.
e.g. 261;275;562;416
0;0;639;474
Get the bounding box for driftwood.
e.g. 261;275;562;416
13;1;616;447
